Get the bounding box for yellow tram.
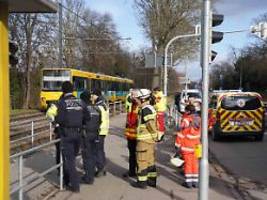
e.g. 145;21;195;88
40;68;134;110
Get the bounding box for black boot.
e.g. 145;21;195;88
131;181;147;189
192;182;199;188
182;182;193;189
95;169;107;177
147;178;157;188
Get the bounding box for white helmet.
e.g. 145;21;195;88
138;89;151;99
131;89;141;98
170;157;184;167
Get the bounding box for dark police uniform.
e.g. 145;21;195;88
95;96;109;176
55;93;87;192
82;104;101;184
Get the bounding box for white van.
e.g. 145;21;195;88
179;89;202;113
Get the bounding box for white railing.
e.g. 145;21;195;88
9;100;125;199
10;121;53;146
10;139;63;200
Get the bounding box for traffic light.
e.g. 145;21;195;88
9;41;18;66
250;22;267;39
209;13;224;62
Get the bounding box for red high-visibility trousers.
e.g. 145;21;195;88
156;112;165;132
182;152;199;184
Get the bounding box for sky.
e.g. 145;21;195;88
86;0;267;81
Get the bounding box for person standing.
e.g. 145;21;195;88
175;104;201;188
80;90;101;184
132;89;158;189
91;89;109;177
153;87;167;141
123;89;140;177
54;81;88;192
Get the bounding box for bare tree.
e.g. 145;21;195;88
9;14;57;108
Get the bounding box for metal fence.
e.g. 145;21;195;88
9;100;124;199
10;139;63;200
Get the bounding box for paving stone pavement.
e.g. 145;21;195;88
11;113;240;200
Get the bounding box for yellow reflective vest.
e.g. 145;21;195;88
46;104;58;121
125;93;132;113
137;105;157;142
98;105;109;136
153;91;167;112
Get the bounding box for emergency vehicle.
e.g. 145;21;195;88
211;92;265;141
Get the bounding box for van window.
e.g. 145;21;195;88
221;96;261;110
182;92;201;99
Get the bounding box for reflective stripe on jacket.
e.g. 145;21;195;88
98;105;109;136
137;105;157;141
175;113;201;153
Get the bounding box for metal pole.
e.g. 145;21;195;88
49;122;52;141
185;58;189;95
199;1;210;200
59;149;63;190
0;3;10;199
31;121;34;145
239;63;243;90
18;156;23;200
154;50;157;68
58;0;63;67
163;33;200;96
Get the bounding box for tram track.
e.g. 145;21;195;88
10;102;125;155
10;111;53;155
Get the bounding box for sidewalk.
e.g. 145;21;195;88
48;114;238;200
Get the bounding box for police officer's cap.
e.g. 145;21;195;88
80;90;91;104
62;81;73;93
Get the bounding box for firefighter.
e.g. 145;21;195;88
80;90;101;184
91;89;109;177
153;87;167;141
175;104;201;188
48;81;88;192
132;89;158;189
123;89;140;177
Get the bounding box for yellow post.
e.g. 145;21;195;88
0;2;10;200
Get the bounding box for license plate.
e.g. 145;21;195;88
229;119;254;126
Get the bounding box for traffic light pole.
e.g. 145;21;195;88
199;0;210;200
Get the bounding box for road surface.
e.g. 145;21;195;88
209;132;267;199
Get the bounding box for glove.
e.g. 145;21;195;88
157;132;165;142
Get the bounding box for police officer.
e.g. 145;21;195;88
55;81;88;192
80;90;101;184
91;89;109;177
132;89;158;189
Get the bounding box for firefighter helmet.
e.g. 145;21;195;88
138;89;151;99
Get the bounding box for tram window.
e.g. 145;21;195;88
101;80;107;91
43;81;62;91
73;77;86;91
111;81;119;91
106;81;112;91
87;79;91;91
92;79;101;90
